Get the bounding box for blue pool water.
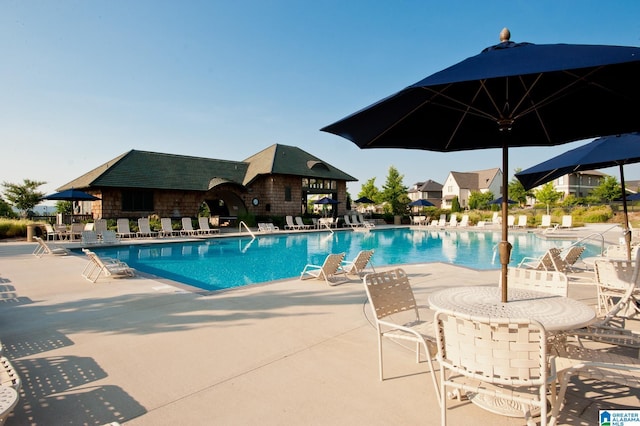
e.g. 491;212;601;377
86;228;600;291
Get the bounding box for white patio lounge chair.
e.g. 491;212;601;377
518;247;563;271
94;218;108;238
285;215;300;230
81;249;135;283
507;214;516;228
343;215;358;229
295;216;312;229
137;218;158;238
435;310;555;426
515;214;528;228
538;214;553;229
32;237;69;257
363;268;440;406
197;217;220;235
44;223;63;241
458;214;469;227
81;230;100;245
358;214;375;228
101;230;119;244
447;213;458;227
559;215;573;229
180;217;198;236
341;249;375;278
116;219;136;238
159;218;177;237
300;253;347;285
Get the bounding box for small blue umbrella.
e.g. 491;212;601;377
354;196;375;204
408;199;435;207
489;197;516;205
313;197;340;205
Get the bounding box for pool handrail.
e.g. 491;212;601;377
238;221;256;239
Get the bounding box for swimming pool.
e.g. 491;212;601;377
87;228;600;291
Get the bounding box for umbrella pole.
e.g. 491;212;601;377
620;165;632;261
499;142;512;303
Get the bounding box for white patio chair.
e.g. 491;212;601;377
198;217;220;235
435;309;555;426
300;253;347;285
32;237;69;257
81;249;135;283
137;218;158;238
499;267;568;297
116;219;136;238
341;250;375;278
363;268;440;406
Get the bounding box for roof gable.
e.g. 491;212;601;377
242;144;356;185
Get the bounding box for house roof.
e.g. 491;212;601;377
242;144;356;185
58;144;356;192
417;179;443;192
450;168;500;190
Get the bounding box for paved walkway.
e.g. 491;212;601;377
0;224;637;425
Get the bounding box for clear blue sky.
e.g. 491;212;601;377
2;1;640;203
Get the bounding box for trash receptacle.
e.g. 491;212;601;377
26;224;36;242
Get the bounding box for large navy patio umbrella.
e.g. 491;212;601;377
313;196;340;205
43;189;101;201
516;133;640;259
321;28;640;302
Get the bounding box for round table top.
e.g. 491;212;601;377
428;286;596;331
0;385;18;419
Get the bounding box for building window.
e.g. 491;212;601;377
301;178;336;190
122;190;154;211
284;186;292;201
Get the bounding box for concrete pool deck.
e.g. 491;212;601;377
0;224;637;425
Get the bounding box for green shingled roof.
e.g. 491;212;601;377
242;144;356;185
58;144;356;192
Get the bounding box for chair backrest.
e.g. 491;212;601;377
541;215;551;227
81;230;98;244
286;216;296;227
102;230;118;244
138;218;154;233
561;215;572;227
295;217;306;227
507;215;515;226
435;310;548;386
182;217;194;231
517;215;527;226
117;219;131;233
363;268;418;321
501;267;568;296
321;253;345;276
161;218;173;232
352;250;374;271
563;245;585;265
94;219;108;235
343;215;352;225
71;223;84;234
45;224;55;233
449;214;457;226
198;217;211;230
84;223;94;231
459;215;469;226
492;212;499;222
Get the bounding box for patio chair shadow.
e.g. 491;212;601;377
4;330;74;358
9;384;146;425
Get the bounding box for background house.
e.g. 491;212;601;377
408;179;443;208
441;168;502;209
57;144;356;223
551;170;608;198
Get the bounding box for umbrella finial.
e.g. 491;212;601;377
500;27;511;42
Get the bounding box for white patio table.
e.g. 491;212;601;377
428;286;595;331
428;286;596;419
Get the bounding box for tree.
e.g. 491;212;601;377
534;182;562;215
508;168;530;206
591;175;622;203
2;179;46;218
450;196;461;213
468;191;494;210
380;166;409;216
359;178;381;204
0;196;17;218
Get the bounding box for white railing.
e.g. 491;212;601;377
239;221;256;239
